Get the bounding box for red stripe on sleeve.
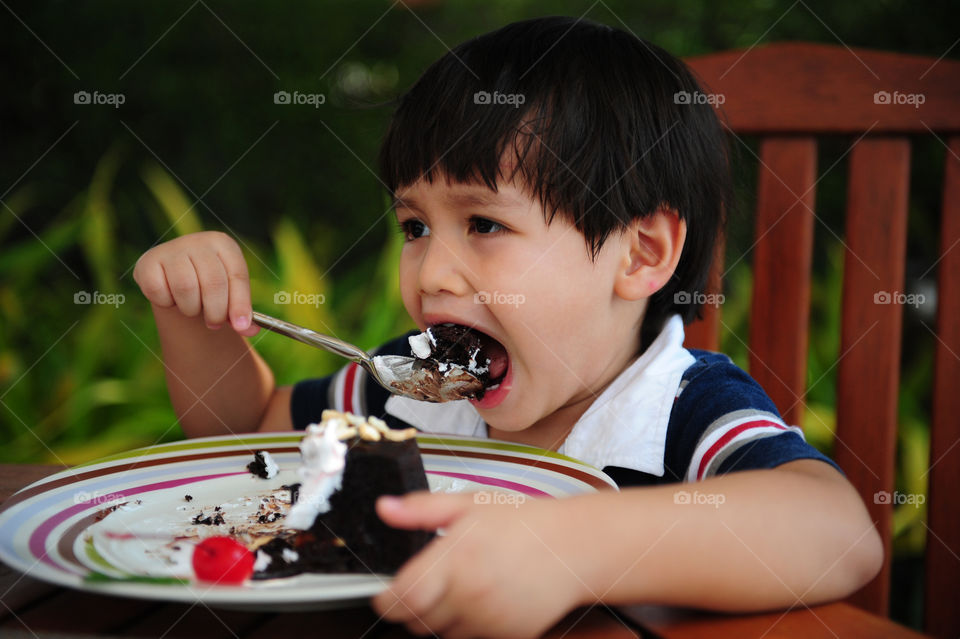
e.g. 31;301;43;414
696;420;787;480
343;363;358;414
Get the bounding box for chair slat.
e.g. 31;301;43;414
925;136;960;639
748;138;817;427
686;42;960;134
683;236;724;352
834;137;911;616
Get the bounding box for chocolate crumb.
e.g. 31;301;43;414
94;504;121;522
282;483;301;505
192;511;226;526
257;512;284;524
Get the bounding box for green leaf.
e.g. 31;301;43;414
81;145;122;290
141;163;204;237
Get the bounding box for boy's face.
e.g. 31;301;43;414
394;175;647;444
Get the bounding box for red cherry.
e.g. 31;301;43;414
192;536;254;584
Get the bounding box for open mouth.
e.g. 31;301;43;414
412;323;509;398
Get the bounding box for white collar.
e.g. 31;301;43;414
384;315;694;476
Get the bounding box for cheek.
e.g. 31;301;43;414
508;259;613;366
398;249;422;326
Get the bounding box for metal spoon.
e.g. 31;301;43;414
251;311;483;403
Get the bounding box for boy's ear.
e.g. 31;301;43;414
614;206;686;301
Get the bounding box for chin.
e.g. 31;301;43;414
477;406;538;434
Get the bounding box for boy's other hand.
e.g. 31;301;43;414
372;492;587;639
133;231;259;336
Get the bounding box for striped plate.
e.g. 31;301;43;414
0;432;616;610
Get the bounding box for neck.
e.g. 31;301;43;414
487;398;589;451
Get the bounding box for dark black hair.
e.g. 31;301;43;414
379;16;731;340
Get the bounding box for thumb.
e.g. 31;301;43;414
376;491;473;530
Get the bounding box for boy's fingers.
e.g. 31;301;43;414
393;564;459;632
376;492;473;530
410;605;461;638
373;551;447;624
133;258;175;307
165;256;202;317
191;253;230;328
220;249;254;334
397;600;460;638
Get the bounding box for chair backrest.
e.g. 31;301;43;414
682;42;960;637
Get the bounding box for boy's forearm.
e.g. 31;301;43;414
569;462;881;611
152;304;275;436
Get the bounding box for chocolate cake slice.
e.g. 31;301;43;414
252;411;433;578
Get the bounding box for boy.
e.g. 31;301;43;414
134;17;882;638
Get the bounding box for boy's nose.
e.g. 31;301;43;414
417;235;471;298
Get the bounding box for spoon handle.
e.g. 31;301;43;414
251;311;368;362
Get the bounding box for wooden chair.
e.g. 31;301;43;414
681;42;960;637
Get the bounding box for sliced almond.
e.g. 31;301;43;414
358;422;382;441
382;427;418;442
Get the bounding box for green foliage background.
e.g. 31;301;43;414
1;0;955;627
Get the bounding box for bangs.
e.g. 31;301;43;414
382;81;551;202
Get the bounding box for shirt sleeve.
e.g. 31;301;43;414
289;332;416;429
664;350;841;482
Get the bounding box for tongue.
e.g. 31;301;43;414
483;340;509;381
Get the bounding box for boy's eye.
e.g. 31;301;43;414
470;217;504;234
399;219;430;240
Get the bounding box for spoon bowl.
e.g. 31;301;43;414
251;311;483;403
